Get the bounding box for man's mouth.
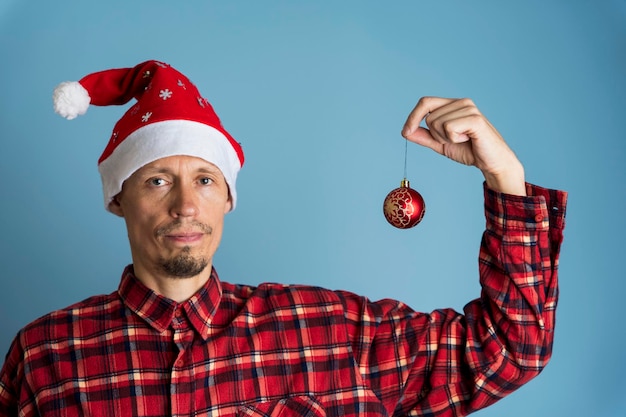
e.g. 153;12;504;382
156;220;213;240
164;232;205;244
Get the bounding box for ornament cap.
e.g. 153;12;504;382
400;178;410;188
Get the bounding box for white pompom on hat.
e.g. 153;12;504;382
52;60;244;212
53;81;91;120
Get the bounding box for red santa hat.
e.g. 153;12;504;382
52;60;244;212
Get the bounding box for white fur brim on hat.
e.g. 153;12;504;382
98;120;241;212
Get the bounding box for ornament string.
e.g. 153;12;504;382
403;138;408;180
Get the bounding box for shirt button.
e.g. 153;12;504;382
534;214;544;222
175;359;184;367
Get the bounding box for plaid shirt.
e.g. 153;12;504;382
0;183;567;417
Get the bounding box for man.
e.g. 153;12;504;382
0;60;567;417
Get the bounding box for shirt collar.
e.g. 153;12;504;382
117;265;222;340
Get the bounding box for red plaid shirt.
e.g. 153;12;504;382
0;183;567;417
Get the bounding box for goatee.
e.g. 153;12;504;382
159;247;208;278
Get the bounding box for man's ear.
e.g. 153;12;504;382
224;196;233;214
109;195;125;218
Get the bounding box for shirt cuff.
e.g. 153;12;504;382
483;182;568;235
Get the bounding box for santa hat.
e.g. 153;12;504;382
52;60;244;212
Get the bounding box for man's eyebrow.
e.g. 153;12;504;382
139;167;172;175
196;166;221;174
140;165;222;175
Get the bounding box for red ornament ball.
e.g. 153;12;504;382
383;179;426;229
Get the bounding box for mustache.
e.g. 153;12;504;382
156;220;213;236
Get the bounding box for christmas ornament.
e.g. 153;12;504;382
383;178;426;229
383;140;426;229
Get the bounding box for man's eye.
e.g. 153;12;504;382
199;177;213;185
149;178;167;186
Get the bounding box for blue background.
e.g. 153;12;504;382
1;1;624;416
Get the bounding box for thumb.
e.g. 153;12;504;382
402;126;443;155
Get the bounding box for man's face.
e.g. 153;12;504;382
110;155;232;281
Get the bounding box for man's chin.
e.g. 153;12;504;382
158;249;209;279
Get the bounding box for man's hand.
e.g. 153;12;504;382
401;97;526;196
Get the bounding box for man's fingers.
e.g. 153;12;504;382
428;110;482;144
403;126;445;155
401;97;455;137
425;99;486;143
402;97;491;163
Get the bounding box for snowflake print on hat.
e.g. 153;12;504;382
141;112;152;122
159;89;172;100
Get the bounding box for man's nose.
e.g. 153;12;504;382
169;183;199;218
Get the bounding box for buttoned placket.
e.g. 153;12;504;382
170;306;196;416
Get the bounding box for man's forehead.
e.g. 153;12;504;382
141;155;222;171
